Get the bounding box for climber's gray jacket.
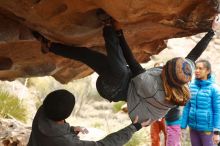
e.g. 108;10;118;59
127;67;176;124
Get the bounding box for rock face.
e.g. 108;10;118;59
0;118;31;146
0;0;219;83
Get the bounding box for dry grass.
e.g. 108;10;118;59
0;91;27;123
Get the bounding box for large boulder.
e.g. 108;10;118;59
0;0;219;83
0;118;31;146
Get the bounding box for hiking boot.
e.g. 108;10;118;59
96;9;113;26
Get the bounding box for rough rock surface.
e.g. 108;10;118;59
0;118;31;146
0;0;219;83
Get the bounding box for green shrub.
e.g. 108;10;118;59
112;101;126;113
27;77;60;99
125;132;145;146
34;96;43;109
0;91;27;122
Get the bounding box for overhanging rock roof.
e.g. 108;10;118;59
0;0;218;83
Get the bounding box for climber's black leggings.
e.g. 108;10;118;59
49;26;214;101
49;26;141;101
50;26;136;76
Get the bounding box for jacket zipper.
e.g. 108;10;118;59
195;86;201;129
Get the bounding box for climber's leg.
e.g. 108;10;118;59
49;43;111;76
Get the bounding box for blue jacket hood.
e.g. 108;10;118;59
194;74;215;87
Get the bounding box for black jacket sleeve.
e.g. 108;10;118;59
186;29;215;62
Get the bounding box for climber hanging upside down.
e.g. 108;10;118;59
33;11;220;125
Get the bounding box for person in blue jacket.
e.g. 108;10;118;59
181;59;220;146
